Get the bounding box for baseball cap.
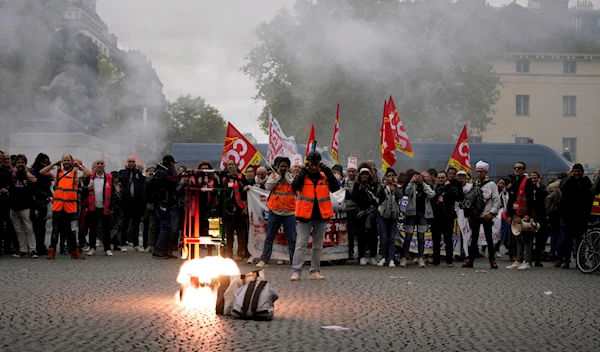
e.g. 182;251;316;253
163;155;177;164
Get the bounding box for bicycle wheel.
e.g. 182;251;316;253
576;229;600;274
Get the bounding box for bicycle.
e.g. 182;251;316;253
576;223;600;274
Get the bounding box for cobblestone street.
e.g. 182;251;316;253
1;252;599;352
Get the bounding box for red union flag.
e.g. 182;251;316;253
330;104;340;164
380;100;396;170
388;95;414;158
220;122;263;173
268;110;298;165
448;124;471;176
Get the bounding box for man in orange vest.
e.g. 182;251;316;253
256;157;296;268
290;151;339;281
40;154;91;259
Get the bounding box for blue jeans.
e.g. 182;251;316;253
292;220;326;275
261;211;296;263
155;206;175;254
378;217;398;265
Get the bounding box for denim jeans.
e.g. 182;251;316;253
292;220;326;275
261;211;296;263
470;217;495;262
559;218;586;263
155;206;175;254
50;211;78;252
404;214;427;258
516;232;533;263
378;217;398;265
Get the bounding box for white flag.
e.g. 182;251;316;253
268;110;298;165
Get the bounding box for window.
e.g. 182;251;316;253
574;17;583;33
515;137;533;144
516;59;529;73
563;138;577;162
563;61;576;74
470;136;482;143
563;96;576;117
516;95;529;116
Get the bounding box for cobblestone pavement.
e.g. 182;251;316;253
1;250;599;352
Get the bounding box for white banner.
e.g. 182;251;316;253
268;113;298;165
247;187;348;261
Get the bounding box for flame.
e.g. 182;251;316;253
176;256;240;309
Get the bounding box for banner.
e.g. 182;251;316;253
247;187;349;261
388;95;414;158
448;124;471;176
268;111;298;165
395;209;502;255
330;104;340;164
220;122;263;173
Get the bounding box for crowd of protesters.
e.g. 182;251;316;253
0;149;599;281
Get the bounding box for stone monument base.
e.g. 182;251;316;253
9;132;125;171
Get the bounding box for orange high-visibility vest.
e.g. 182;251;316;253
592;194;600;216
266;175;296;213
52;170;80;213
295;171;334;220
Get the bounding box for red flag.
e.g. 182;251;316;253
381;100;396;170
448;124;471;176
133;149;144;168
305;124;316;156
330;104;340;164
388;95;414;158
220;122;263;173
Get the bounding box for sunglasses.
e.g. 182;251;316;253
514;166;524;170
96;162;104;165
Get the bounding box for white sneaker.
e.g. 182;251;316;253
369;257;378;266
506;261;522;269
106;250;114;256
256;261;268;268
86;249;95;256
389;261;396;268
145;246;154;253
495;251;502;258
517;261;531;270
277;260;285;265
247;256;255;264
359;257;368;266
290;273;300;281
377;258;386;267
399;258;407;267
309;272;325;280
418;258;426;268
82;246;90;252
134;246;144;252
121;247;128;252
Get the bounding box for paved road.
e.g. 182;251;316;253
0;251;598;352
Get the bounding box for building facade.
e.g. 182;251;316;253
60;0;117;58
479;2;600;168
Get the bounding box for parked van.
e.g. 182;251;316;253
393;142;572;182
170;143;333;170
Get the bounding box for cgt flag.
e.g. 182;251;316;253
447;124;471;177
388;95;414;158
133;148;144;168
305;123;317;156
330;104;340;164
380;100;396;170
220;122;263;173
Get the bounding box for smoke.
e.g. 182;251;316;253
0;0;167;171
246;0;503;159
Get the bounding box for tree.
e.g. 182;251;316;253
164;95;227;146
243;0;502;159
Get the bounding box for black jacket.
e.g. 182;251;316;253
153;168;178;208
118;168;146;203
432;183;459;220
559;175;592;220
352;177;378;211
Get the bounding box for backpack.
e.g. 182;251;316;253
461;180;490;218
231;272;278;321
545;181;562;215
378;187;399;219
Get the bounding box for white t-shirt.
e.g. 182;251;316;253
93;173;105;208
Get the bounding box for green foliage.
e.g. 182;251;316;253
164;95;227;145
243;0;502;159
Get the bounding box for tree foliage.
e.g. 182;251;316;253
243;0;502;159
164;95;227;146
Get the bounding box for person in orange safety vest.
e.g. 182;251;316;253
40;154;91;259
289;151;339;282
